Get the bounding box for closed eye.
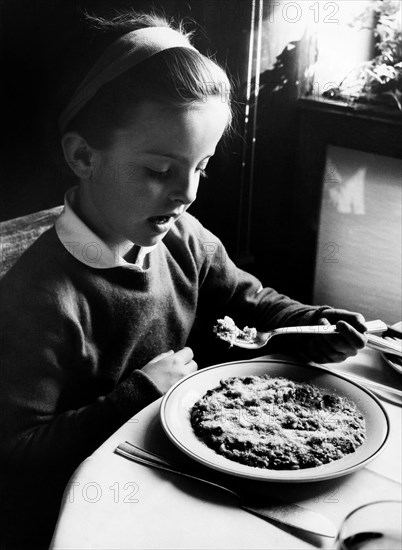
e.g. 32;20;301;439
147;168;171;180
147;166;208;180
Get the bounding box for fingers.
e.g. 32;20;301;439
308;321;364;364
306;316;365;363
306;334;352;363
320;315;367;351
174;348;198;376
142;347;198;393
335;320;367;350
147;349;174;365
172;346;195;366
147;347;195;368
337;311;367;334
185;359;198;374
321;308;367;333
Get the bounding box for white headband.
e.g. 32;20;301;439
58;26;197;133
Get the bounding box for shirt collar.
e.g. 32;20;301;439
55;186;157;270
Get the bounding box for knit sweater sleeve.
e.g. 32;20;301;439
183;213;330;329
0;270;161;474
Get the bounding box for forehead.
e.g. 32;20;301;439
111;98;231;158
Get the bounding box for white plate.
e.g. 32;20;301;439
160;359;390;483
382;322;402;375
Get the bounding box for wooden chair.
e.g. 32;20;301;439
0;206;63;279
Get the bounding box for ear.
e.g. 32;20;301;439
61;132;97;180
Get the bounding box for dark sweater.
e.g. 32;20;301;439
0;211;326;547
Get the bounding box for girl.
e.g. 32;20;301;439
0;10;367;548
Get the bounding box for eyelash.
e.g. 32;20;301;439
147;169;171;180
147;168;208;180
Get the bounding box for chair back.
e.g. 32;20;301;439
0;206;63;279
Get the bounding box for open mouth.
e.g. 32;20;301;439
150;216;172;225
147;214;182;233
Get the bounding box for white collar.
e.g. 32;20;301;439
55;187;157;270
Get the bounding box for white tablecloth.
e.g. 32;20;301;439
50;351;402;549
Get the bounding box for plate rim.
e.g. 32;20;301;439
160;358;390;483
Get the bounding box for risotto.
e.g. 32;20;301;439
190;375;366;470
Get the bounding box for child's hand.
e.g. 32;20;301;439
301;308;368;363
142;347;197;393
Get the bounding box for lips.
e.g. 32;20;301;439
147;211;183;234
149;215;173;225
148;212;182;225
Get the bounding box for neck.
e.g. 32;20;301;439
75;182;134;253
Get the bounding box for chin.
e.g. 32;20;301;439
137;233;167;248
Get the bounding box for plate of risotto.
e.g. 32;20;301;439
160;358;389;482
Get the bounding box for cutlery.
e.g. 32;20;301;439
314;363;402;398
384;325;402;340
220;319;387;350
366;334;402;357
115;441;337;539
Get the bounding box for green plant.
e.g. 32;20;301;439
324;0;402;111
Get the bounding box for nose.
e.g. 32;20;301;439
168;173;199;205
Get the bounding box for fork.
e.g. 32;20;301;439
220;319;388;350
115;441;337;539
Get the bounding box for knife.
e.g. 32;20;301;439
384;325;402;340
366;334;402;357
115;441;337;539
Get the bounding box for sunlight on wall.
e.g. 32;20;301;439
325;157;366;215
314;146;402;324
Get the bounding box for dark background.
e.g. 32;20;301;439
0;0;311;300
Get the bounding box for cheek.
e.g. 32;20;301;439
97;162;138;199
116;178;165;216
94;156;166;214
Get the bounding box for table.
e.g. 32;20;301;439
50;351;402;549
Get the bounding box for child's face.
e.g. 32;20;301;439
81;97;230;249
